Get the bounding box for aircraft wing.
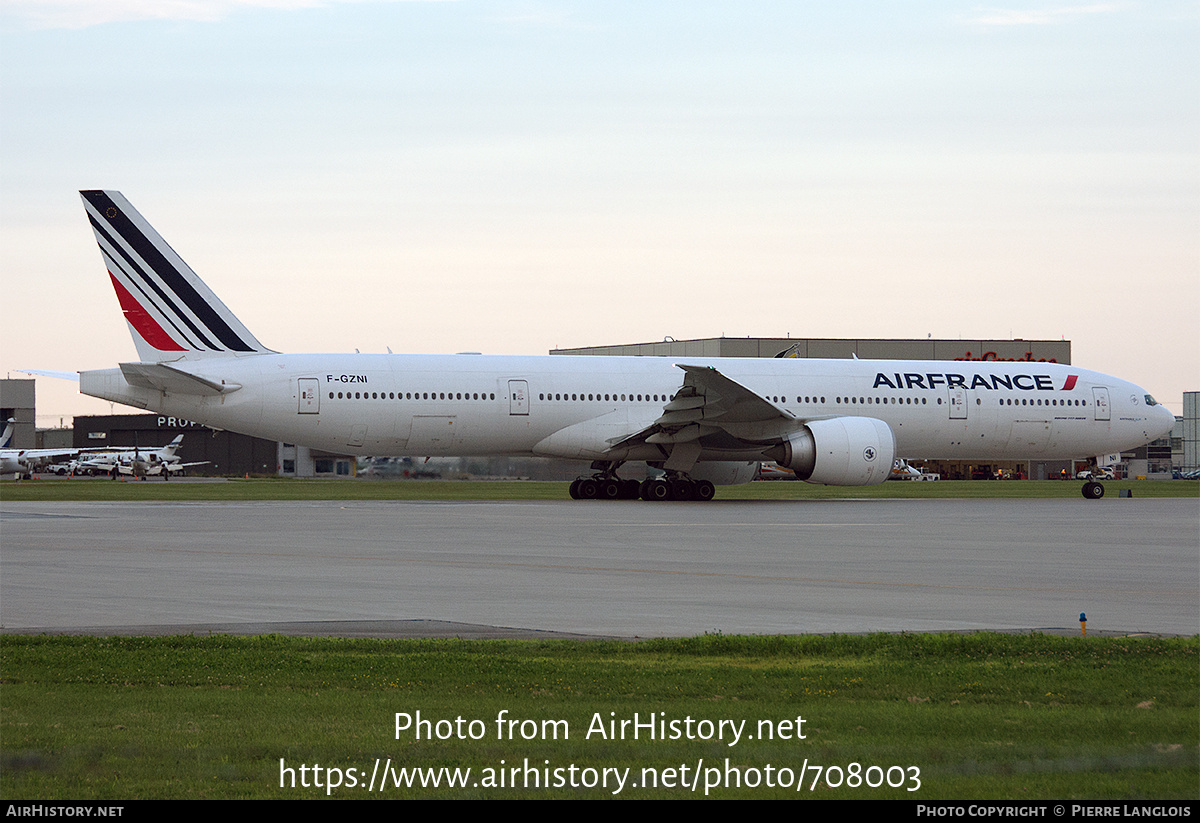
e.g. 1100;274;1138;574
135;461;209;476
599;363;894;485
0;447;82;473
22;448;80;459
532;364;803;464
2;447;82;462
608;363;803;452
77;456;119;470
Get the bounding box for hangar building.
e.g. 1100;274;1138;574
0;379;36;449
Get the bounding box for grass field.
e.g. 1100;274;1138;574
1;633;1196;800
1;477;1196;502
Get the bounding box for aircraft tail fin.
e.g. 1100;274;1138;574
80;190;273;362
1;418;14;449
161;435;185;457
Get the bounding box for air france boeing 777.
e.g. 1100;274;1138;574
77;191;1175;501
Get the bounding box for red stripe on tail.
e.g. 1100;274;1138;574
109;273;186;352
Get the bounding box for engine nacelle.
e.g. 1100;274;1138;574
769;417;896;486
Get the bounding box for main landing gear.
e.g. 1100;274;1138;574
1081;481;1105;500
637;474;716;502
568;475;641;500
568;470;716;502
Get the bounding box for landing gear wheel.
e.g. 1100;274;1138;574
642;478;672;501
670;478;694;501
1082;481;1105;500
568;479;582;499
577;478;600;499
600;478;622;499
694;479;716;501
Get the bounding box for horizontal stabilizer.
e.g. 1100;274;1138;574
18;369;80;381
119;362;240;396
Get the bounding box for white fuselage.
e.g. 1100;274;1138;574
81;353;1175;463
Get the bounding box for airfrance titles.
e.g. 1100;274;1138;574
872;372;1071;392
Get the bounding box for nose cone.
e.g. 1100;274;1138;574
1154;403;1176;439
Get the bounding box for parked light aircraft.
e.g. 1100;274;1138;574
76;190;1175;501
0;416;201;479
0;419;82;479
891;459;924;480
74;435;206;479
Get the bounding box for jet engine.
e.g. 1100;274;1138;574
768;417;896;486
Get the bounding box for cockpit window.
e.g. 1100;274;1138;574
1144;394;1158;406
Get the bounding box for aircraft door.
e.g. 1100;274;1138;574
948;388;967;419
508;380;529;416
298;378;320;414
1092;387;1110;421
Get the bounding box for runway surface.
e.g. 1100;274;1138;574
1;498;1196;637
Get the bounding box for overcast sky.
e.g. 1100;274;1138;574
1;0;1196;425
